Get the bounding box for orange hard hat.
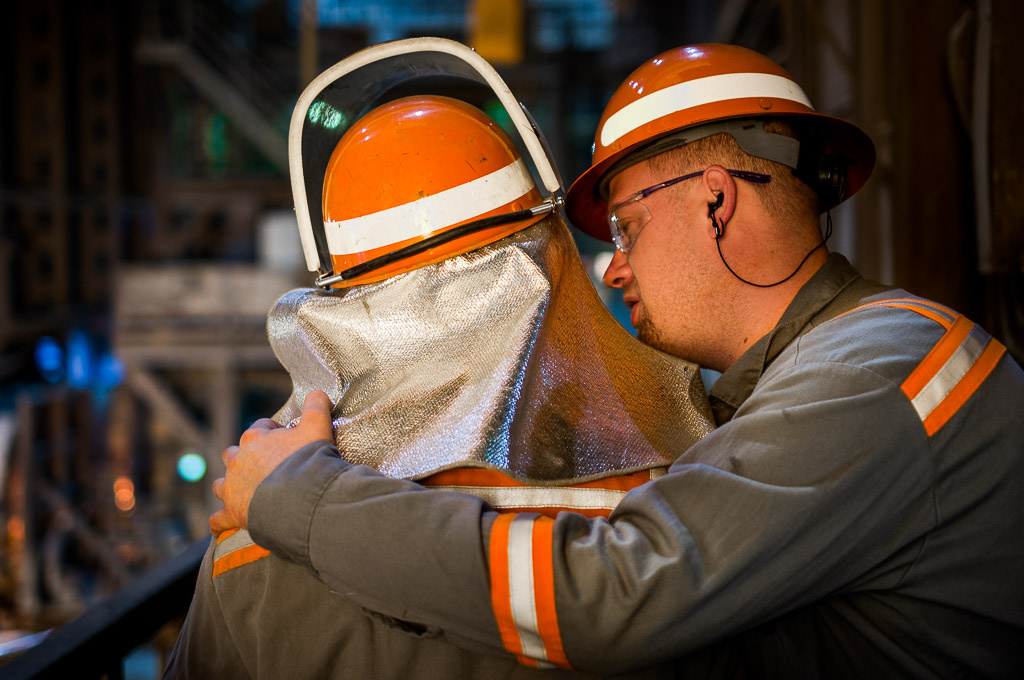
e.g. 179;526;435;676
321;95;545;287
565;43;875;242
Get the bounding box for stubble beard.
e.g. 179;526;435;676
635;314;668;354
635;303;695;364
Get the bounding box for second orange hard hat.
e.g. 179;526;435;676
321;95;545;287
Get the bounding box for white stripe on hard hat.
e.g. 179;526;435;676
324;157;536;257
599;72;813;149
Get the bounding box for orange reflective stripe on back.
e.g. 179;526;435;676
422;467;664;518
212;528;270;578
423;466;660;491
488;513;573;670
836;298;956;329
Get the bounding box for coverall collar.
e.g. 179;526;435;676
708;252;892;424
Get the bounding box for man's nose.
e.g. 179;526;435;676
602;248;632;289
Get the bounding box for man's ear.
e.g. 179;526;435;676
701;165;737;238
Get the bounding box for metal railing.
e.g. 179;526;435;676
0;539;207;680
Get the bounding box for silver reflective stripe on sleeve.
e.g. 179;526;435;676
506;515;556;668
910;323;990;422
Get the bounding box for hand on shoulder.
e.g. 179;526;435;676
209;391;334;535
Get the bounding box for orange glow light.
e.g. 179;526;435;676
7;517;25;542
114;476;136;512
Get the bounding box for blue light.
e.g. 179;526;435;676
34;336;64;383
67;329;92;387
177;453;207;482
96;353;124;390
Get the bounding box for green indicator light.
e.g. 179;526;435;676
177;453;207;482
308;101;346;130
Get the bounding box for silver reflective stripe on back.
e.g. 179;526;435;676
433;485;627;511
214;529;256;561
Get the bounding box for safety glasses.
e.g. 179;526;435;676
607;169;771;253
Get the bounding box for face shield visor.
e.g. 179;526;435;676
289;37;564;288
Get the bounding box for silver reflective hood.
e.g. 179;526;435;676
269;216;714;483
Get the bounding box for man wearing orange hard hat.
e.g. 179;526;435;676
211;43;1024;677
166;40;715;678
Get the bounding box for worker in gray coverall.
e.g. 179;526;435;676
208;43;1024;677
165;42;717;678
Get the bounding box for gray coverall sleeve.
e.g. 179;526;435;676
163;541;252;680
248;359;935;673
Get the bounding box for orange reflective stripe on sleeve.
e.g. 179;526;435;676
488;513;573;670
902;315;975;398
529;516;569;668
212;528;270;578
489;514;521;659
902;320;1006;436
836;298;1006;437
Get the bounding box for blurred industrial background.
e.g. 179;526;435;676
0;0;1021;676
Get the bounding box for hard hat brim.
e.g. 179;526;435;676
565;110;876;243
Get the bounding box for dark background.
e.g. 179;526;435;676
0;0;1021;674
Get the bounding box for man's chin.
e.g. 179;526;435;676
636;318;666;353
637;320;701;365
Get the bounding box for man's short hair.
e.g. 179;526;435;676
649;120;820;225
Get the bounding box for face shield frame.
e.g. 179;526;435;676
287;37;565;288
